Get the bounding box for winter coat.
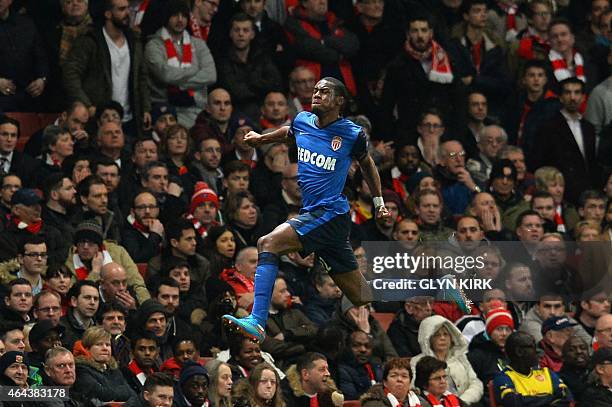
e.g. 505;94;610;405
337;355;383;401
467;331;508;387
410;315;483;404
302;293;339;327
360;384;432;407
281;364;344;407
120;222;163;264
387;309;422;357
262;308;319;367
72;355;136;405
579;383;612;407
62;27;150;132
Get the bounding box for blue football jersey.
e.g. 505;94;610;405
290;111;367;214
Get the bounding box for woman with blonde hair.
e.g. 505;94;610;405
72;326;135;403
534;166;579;232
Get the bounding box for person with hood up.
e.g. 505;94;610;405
410;315;483;405
173;360;210;407
129;299;173;361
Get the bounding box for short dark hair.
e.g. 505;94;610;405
0;321;25;340
143;372;175;394
41;125;71;155
296;352;327;376
131;330;159;351
132;137;158;154
98;300;128;322
164;0;191;26
8;278;32;293
224;160;251;177
171;332;201;354
531;190;554;202
414;356;447;391
522;59;549;76
0;115;20;137
93;155;120;174
461;0;488;16
526;0;552;18
559;77;585;93
42;173;70;201
95;100;124;123
230;12;255;30
577;189;606;209
77;175;106;198
406;13;433;31
67;280;98;303
166;219;196;243
549;18;574;34
154;277;180;297
515;210;542;229
44;263;72;280
17;235;46;255
141;161;168;182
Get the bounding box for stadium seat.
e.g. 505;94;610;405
4;112;59;152
372;312;394;331
343;401;361;407
136;263;148;280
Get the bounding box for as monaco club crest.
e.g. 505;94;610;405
331;136;342;151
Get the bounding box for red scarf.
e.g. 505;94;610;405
308;395;319;407
384;388;422;407
404;40;453;83
186;214;211;238
189;13;209;41
73;246;112;280
517;32;550;60
178;165;188;175
391;167;410;203
470;39;483;73
500;2;518;41
549;49;585;83
134;0;150;26
364;363;377;385
161;27;195;102
260;116;289;130
425;392;461;407
127;214;149;237
128;360;152;385
13;217;42;234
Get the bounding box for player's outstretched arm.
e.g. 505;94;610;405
243;126;292;147
358;153;390;220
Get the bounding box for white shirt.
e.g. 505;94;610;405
0;151;14;173
103;27;133;122
561;109;585;158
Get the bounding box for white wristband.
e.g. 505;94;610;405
373;196;385;208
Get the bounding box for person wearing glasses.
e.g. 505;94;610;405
32;290;63;326
13;236;48;296
414;356;464;407
122;191;164;263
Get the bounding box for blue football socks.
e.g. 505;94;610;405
250;252;280;326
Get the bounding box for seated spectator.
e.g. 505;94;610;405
0;279;33;323
98;262;140;312
558;335;590;402
391;218;421;251
467;307;513;403
0;321;25;353
160;333;205;379
191;135;224;194
204;359;232;407
201;225;236;277
594;313;612;350
282;352;344;407
216;14;282;121
0;174;20;229
520;293;570;343
530;191;560;233
225;191;264;253
577;189;607;224
500;146;535;201
329;297;398;364
0;188;67;265
27;319;64;373
576;289;611;341
414;356;463;407
434;140;480;217
220;159;251;200
72;326;136;403
303;269;342;328
413;188;454;241
250;141;289;208
98;301;130;368
410;315;483;404
42;174;77;243
221;120;260;169
131;371;175;407
149;103;177;143
456;288;507;343
0;117;38;188
493;331;573;406
226;335;264;381
93;157;123;223
187;181;220;240
173;361;210;407
514;0;551;62
63;155;92;188
43;347;80;404
259;91;291;131
145;0;216;127
488;160;531;232
122;191;164;263
190;88;233;149
466;124;507;184
360;356;428;407
37;126;74;186
60;280;99;351
139;161;187;226
72;175;122;243
499;262;536;326
580;347;612;406
220;246;256;312
32;289;63;326
460;90;492;160
0;351;29;390
122;330;160;393
234;361;285;407
162;258;207;328
360;190;401;241
130;299;173;361
338;330;382;400
162;124;192;179
10;236;47;297
487;0;527;43
388;296;433;357
383;144;430;208
533;166;579;233
287;66;315;115
261;275;318;367
65;220;150;304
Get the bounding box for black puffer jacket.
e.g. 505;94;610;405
467;331;508;406
387;309;422;357
72;355;136;406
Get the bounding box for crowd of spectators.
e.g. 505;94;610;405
0;0;611;406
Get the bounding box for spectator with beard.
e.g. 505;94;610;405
558;335;590;401
42;174;77;243
303;270;342;328
122;191;164;263
149;103;177;143
72;175;122;243
338;331;382;400
388;296;433;358
191;135;224;194
488;160;530;232
63;0;151;136
153;278;194;333
261;275;318;368
162;258;207;327
434;140;481;216
98;301;130;368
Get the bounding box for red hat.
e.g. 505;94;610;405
485;308;514;337
190;182;219;214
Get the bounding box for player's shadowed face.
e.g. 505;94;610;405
311;80;343;117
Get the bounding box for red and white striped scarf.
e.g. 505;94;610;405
500;2;518;42
161;27;195;98
404;40;454;84
385;388;422;407
73;248;112;280
424;391;461;407
186;214;209;238
189;13;209;41
128;360;151;386
13;216;43;234
127;214;149;238
134;0;150;27
549;49;586;83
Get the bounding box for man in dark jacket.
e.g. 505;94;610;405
42;174;77;244
558;335;590;402
62;0;151;134
172;361;210;407
122;331;160;394
0;116;39;188
387;296;433;357
43;346;84;407
282;352;344;407
581;348;612;407
124;371;175;407
59;281;99;351
338;331;382;400
303;270;342;328
121;191;164;263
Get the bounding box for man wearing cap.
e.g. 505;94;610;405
493;331;573;406
173;361;209;407
186;181;219;240
150;103;178;143
0;351;29;389
145;0;216;128
581;348;612;406
131;299;173;361
539;316;578;372
122;191;164;263
468;307;513;404
65;220;150;305
27;319;64;372
0;188;67;265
